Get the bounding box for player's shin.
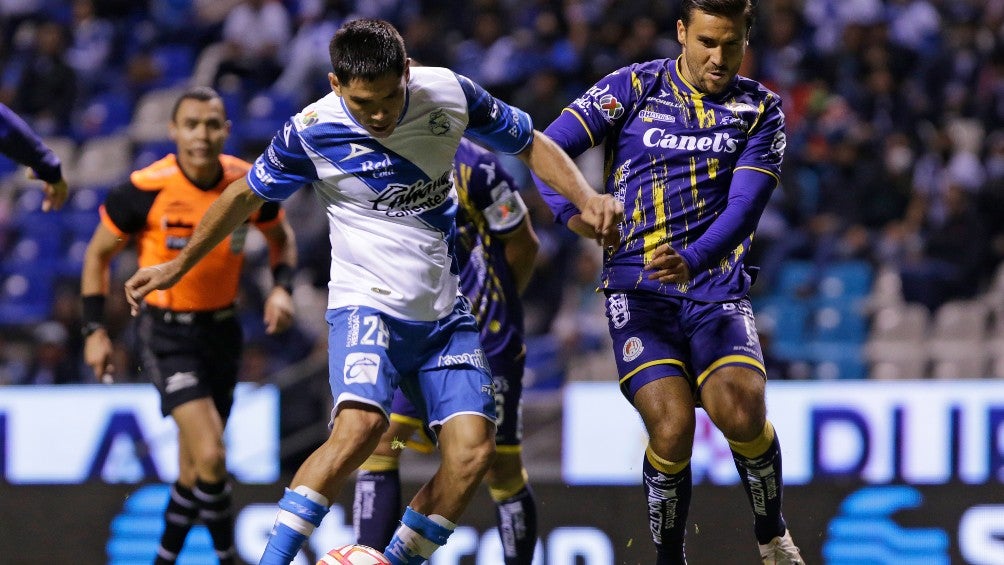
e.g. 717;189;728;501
154;482;200;565
383;507;455;565
194;478;235;565
260;486;330;565
489;467;537;565
728;421;787;544
643;448;692;565
354;454;403;549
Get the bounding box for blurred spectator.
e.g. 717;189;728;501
271;0;346;106
451;9;521;97
214;0;291;90
0;20;77;136
899;184;990;311
65;0;115;96
23;321;80;384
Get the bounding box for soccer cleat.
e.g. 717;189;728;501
759;530;805;565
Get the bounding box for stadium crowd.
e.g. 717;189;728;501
0;0;1002;392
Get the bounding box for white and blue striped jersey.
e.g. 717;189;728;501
246;67;534;321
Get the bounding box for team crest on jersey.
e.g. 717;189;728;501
597;94;624;122
622;337;644;362
608;293;630;329
428;109;451;135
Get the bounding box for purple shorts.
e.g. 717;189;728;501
604;292;766;402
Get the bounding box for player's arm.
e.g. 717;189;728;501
0;103;67;211
516;130;621;243
457;73;622;242
124;177;265;313
497;218;539;295
81;224;129;383
257;205;298;334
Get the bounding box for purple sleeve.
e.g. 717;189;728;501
0;103;62;183
531;68;633;225
676;168;777;273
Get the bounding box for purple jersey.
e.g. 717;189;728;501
537;57;786;302
453;138;526;362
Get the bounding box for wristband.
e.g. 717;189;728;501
272;264;294;294
81;294;105;325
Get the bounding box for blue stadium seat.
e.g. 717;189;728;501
237;91;297;143
812;303;867;344
0;266;54;324
819;260;873;299
72;90;134;140
810;343;867;380
775;260;814;296
151;44;195;88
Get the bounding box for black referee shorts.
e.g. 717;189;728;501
137;305;243;419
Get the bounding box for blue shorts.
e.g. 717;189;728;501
604;292;766;402
325;297;497;429
390;345;525;447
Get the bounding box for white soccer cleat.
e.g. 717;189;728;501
759;529;805;565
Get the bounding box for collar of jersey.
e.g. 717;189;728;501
337;85;411;134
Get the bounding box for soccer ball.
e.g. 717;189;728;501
316;544;391;565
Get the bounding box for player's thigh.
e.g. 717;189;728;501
605;292;693;401
172;397;226;460
633;377;698;457
700;364;767;440
413;302;496;427
325;306;399;417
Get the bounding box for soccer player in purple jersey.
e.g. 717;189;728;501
354;138;540;564
0;102;68;211
534;1;803;563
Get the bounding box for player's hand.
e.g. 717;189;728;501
579;193;623;245
83;329;115;384
124;261;182;316
27;169;68;212
263;286;294;334
645;243;692;284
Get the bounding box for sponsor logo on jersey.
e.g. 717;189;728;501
769;130;787;159
642;128;740;153
265;145;282;168
282;122;293;145
721;115;749;131
360;153;395;178
597;94;624;121
344;352;380;385
725;101;758;114
428;109;451;135
439;350;488;371
342;143;375;161
622;337;644;362
639;109;676;123
370;170;452;217
608;293;630;329
478;160;497;185
165;371;198;394
253;159;275;185
299;109;318;127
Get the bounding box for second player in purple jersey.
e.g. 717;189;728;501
537;54;785;302
533;1;803;563
354;137;540;564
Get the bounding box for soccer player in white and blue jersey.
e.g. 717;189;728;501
124;18;621;565
534;1;803;563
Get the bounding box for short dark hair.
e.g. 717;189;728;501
171;86;224;121
680;0;755;36
329;18;407;85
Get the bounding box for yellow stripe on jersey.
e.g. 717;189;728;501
734;164;780;183
695;354;766;387
693;94;717;129
563;108;595;147
642;157;668;264
620;359;690;384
